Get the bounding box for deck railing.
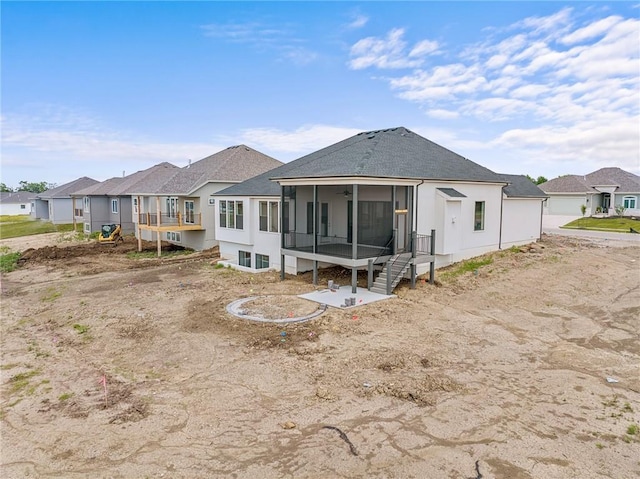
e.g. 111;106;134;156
284;232;392;259
138;212;202;227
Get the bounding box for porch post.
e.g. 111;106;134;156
280;186;285;281
411;230;417;289
313;261;318;286
156;197;162;257
351;185;359;293
313;185;318;254
367;259;373;290
391;186;396;252
429;229;436;284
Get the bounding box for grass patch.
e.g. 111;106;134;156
0;251;21;273
72;323;89;334
58;392;74;401
40;287;62;302
627;424;638;436
440;256;494;279
8;370;41;394
562;217;640;232
0;217;81;240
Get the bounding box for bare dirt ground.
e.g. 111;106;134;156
1;233;638;478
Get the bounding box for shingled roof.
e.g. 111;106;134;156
217;127;505;197
72;163;180;196
37;177;99;199
148;145;283;195
539;167;640;194
501;175;548;198
271;127;504;182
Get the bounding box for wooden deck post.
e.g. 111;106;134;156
429;229;436;284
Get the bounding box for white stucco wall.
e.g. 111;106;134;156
544;194;587;215
501;198;543;247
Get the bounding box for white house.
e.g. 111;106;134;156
0;192;34;216
213;127;546;293
539;167;640;216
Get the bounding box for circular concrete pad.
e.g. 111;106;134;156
226;296;327;324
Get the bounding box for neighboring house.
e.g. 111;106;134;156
0;191;34;216
133;145;282;253
32;177;99;223
72;163;179;235
213;127;546;293
539;167;640;216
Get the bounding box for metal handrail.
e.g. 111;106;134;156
372;232;395;266
387;253;412;292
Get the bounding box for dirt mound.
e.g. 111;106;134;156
18;237;188;264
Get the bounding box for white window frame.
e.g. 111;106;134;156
184;200;195;224
84;197;90;213
166;197;178;219
259;201;279;233
111;199;119;214
238;250;251;268
622;196;636;209
474;201;485;231
255;253;270;269
133;197;138;215
84;223;91;233
219;200;243;230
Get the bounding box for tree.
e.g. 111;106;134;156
17;181;51;193
0;183;13;192
526;175;548;185
535;176;548;185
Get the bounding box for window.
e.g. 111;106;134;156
219;200;243;229
259;201;279;233
111;199;118;214
20;204;26;209
133;198;138;215
184;201;195;224
84;197;90;213
84;223;91;233
239;250;251;268
474;201;485;231
166;197;178;218
256;253;269;269
167;232;181;242
219;200;227;228
623;196;636;209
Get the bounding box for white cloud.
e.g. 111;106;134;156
425;109;459;120
348;28;439;70
346;14;369;29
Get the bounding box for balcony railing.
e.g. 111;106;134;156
138;212;202;227
284;232;392;259
413;233;433;255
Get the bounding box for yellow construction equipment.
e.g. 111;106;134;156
98;224;124;244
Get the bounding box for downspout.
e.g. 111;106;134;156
539;198;545;239
498;187;505;249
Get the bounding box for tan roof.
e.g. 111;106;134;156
539;167;640;194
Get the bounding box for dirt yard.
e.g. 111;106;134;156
1;233;638;478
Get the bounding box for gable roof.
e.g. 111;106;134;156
501;175;548;198
437;187;467;198
539;167;640;194
147;145;283;195
72;163;180;196
271;127;504;183
0;191;34;204
217;127;505;197
37;177;99;199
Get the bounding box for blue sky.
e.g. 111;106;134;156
2;1;639;188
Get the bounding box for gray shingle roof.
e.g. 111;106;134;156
437;187;467;198
37;177;99;199
0;191;35;203
217;127;505;197
501;175;548;198
539;167;640;194
152;145;283;195
271;127;504;182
